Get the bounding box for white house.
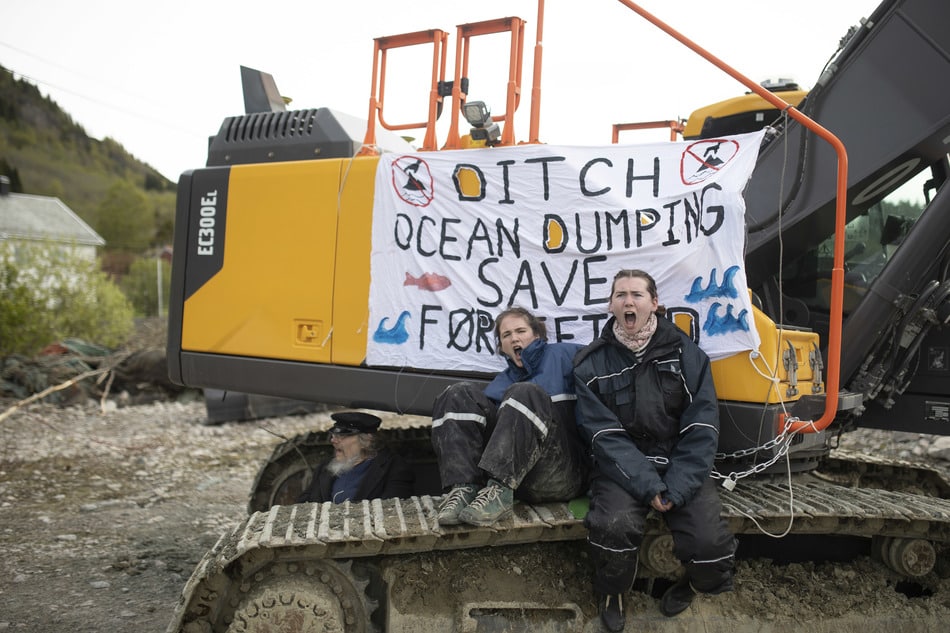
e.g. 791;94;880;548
0;175;105;260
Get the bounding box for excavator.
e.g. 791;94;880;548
165;0;950;630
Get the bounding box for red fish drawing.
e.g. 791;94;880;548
404;271;452;292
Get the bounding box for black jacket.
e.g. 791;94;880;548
297;447;414;503
573;315;720;508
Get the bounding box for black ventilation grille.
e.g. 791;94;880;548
220;109;321;143
206;108;359;167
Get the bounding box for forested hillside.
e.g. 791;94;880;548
0;63;176;254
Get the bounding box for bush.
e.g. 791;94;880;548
121;256;171;317
0;242;134;355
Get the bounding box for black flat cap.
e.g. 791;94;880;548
329;411;382;435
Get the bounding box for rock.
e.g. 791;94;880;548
927;436;950;462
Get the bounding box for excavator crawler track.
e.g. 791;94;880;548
169;478;950;632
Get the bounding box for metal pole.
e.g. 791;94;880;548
156;256;163;317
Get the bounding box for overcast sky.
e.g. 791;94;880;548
2;0;884;182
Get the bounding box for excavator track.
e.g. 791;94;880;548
818;449;950;496
169;478;950;632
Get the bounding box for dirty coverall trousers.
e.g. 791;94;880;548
585;474;736;594
431;381;585;503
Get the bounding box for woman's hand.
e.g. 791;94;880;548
651;494;673;513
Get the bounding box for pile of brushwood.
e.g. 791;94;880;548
0;338;189;418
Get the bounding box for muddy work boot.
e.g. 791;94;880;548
458;479;513;526
659;578;695;617
437;484;478;526
598;593;625;632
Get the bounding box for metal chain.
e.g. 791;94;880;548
711;418;800;483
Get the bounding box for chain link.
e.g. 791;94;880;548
711;417;802;482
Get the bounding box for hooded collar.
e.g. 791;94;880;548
503;337;547;377
601;315;681;359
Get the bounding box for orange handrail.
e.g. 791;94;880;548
612;119;685;143
359;28;448;155
443;16;527;149
527;0;545;143
616;0;847;434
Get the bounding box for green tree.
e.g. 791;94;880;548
121;256;171;317
144;171;168;192
151;192;176;246
0;242;134;355
95;179;153;253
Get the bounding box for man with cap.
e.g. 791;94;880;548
297;411;414;503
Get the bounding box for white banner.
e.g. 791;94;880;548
367;131;765;373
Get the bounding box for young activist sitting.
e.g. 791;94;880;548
430;306;589;527
573;269;736;631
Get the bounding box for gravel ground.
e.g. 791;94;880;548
0;397;331;632
2;396;950;632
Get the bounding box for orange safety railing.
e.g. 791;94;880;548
443;16;527;149
612;119;686;143
359;29;449;154
360;1;547;153
528;0;545;143
617;0;848;434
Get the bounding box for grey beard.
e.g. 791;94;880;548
327;454;362;477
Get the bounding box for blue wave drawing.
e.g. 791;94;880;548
703;302;750;336
373;311;411;344
685;265;741;302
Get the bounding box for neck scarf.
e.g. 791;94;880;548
613;312;657;353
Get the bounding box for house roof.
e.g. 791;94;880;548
0;192;105;247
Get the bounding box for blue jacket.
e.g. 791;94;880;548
484;338;584;403
573;316;720;508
